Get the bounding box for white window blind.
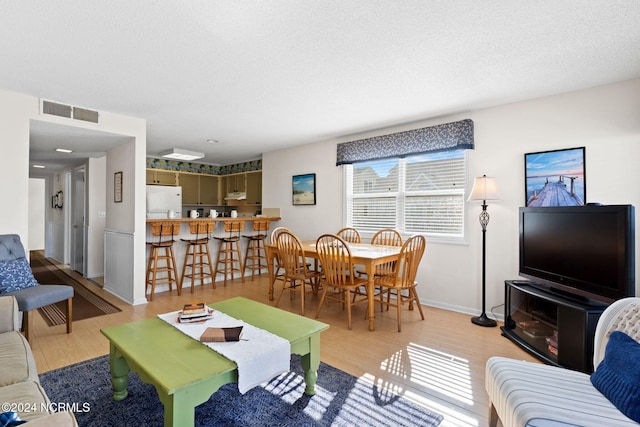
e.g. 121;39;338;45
346;151;466;239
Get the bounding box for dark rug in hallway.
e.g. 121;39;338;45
30;253;120;326
40;355;443;426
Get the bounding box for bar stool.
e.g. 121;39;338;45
180;220;216;293
145;221;180;301
242;219;270;281
214;220;245;286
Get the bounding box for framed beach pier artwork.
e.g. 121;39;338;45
525;147;586;207
292;173;316;205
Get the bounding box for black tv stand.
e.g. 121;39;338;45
502;280;608;373
547;286;589;303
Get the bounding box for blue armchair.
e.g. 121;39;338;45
0;234;74;342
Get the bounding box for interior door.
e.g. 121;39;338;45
71;166;85;274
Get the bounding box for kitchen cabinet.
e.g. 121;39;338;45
179;172;219;205
223;173;246;195
146;169;178;185
245;171;262;205
199;174;219;205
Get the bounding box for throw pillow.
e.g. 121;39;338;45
0;258;39;294
591;331;640;423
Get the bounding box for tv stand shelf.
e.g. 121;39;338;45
501;281;608;374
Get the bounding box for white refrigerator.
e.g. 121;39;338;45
146;185;182;219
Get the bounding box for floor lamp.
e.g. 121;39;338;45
468;175;499;327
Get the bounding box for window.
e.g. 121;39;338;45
345;150;466;240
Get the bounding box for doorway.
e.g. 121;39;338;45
70;166;86;274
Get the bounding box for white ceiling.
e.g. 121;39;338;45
1;1;639;174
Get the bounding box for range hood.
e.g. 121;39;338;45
224;192;246;201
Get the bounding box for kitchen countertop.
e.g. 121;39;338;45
146;216;281;223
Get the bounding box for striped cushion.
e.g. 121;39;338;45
486;357;638;426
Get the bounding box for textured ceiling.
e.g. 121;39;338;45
0;1;639;173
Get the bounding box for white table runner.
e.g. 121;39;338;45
158;309;290;394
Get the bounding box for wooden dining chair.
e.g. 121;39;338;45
315;234;369;329
336;227;361;243
355;228;404;308
274;230;322;315
358;228;403;276
269;226;290;288
370;228;403;247
375;234;426;332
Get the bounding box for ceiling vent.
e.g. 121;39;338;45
40;99;100;124
41;100;72;118
73;107;99;123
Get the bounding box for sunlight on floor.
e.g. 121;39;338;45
360;342;481;427
263;367;444;426
378;342;473;404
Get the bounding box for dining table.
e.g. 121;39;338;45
265;240;402;331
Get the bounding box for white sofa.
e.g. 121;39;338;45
486;297;640;427
0;295;77;426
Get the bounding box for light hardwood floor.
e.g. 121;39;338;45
28;263;538;427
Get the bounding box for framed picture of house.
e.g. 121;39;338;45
524;147;585;207
292;173;316;205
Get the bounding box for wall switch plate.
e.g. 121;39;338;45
98;211;106;219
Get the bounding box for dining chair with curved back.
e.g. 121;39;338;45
355;228;404;307
371;228;403;247
274;230;322;315
270;226;290;248
336;227;361;244
375;234;426;332
358;229;403;276
269;226;290;288
315;234;369;330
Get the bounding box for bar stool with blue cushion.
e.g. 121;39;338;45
0;234;73;342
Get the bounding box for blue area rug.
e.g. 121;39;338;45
41;355;443;426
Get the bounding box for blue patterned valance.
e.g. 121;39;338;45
336;119;474;165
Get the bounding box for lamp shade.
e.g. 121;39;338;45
468;175;499;201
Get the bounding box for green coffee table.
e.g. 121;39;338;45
100;297;329;427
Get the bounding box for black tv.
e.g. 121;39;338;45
519;205;635;303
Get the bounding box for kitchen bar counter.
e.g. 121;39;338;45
146;216;281;224
145;216;281;299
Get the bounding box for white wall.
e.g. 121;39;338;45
0;88;147;305
262;140;344;238
0;89;36;243
263;79;640;317
86;156;106;278
28;178;46;250
104;132;148;305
